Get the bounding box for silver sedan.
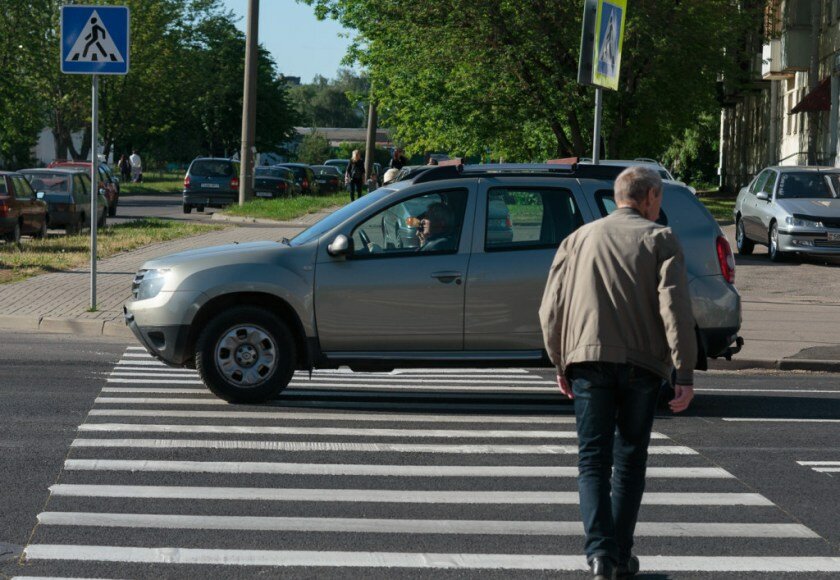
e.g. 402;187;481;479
734;166;840;261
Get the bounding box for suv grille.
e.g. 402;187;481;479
131;269;147;299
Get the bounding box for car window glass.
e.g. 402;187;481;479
485;188;582;251
25;172;71;193
351;189;469;257
595;190;668;226
190;160;234;178
0;178;6;195
13;176;34;198
761;172;777;195
777;172;837;199
750;171;769;195
826;174;840;197
77;174;91;196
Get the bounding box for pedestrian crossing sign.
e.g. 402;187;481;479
592;0;627;90
61;5;129;75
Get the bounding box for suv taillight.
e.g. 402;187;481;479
0;201;7;218
184;175;191;189
716;235;735;284
230;177;239;190
302;179;309;190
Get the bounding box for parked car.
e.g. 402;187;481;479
734;166;840;262
0;171;49;243
254;166;299;198
311;165;343;193
278;163;320;195
20;168;107;234
47;161;120;216
183;157;241;213
323;159;348;174
125;162;742;403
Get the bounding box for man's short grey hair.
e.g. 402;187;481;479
614;166;663;205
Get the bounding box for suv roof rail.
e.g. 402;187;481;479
408;162;626;184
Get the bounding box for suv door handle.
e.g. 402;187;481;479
431;271;463;284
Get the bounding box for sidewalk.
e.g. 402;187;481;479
1;211;839;372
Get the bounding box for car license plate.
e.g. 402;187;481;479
202;183;220;189
256;191;272;198
828;232;840;241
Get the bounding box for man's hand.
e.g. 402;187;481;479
556;373;574;399
669;384;694;413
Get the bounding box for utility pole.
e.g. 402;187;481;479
364;97;378;189
238;0;259;206
807;0;821;165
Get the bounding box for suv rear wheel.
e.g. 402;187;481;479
195;306;296;403
735;218;754;255
183;204;193;214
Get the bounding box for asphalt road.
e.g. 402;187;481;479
110;193;219;225
2;334;839;579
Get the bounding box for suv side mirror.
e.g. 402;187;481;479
327;234;351;257
36;191;45;200
756;191;770;201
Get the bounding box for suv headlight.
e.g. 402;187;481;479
785;216;824;229
134;268;170;300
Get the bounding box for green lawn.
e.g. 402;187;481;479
0;218;221;284
120;171;184;195
699;197;736;223
222;193;349;222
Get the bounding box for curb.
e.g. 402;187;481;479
0;315;134;340
709;357;840;373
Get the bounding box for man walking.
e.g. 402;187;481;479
539;166;697;580
129;149;142;183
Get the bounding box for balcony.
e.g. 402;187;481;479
780;27;811;72
762;39;793;80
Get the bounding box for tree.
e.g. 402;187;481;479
296;131;331;164
301;0;760;162
289;70;368;128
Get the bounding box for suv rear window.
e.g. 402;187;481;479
190;160;235;178
595;190;668;226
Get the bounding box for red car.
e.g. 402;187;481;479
47;161;120;216
0;172;49;243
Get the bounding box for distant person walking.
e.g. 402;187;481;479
389;148;408;170
129;149;142;183
118;154;131;182
539;166;697;580
345;149;365;202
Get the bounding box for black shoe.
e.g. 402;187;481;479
617;555;640;577
590;556;617;580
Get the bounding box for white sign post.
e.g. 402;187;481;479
61;5;129;310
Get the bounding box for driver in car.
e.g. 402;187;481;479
417;202;457;251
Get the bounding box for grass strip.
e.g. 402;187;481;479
0;218;221;284
699;197;736;223
222;193;348;222
120;172;184;196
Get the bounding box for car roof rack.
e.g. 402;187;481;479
410;160;625;184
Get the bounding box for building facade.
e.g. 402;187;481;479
720;0;840;191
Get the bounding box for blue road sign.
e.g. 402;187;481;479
61;6;129;75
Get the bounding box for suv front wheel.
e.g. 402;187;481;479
195;306;296;403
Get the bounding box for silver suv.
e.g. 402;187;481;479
125;163;742;403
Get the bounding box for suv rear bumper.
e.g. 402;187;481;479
183;191;236;207
699;327;743;361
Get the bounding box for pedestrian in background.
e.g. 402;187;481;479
389;148;408;170
118;154;131;182
539;166;697;580
129;149;143;183
345;149;365;202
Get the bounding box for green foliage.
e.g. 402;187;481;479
290;70;369;128
334;142;389;166
300;0;760;163
296;131;332;164
662;113;721;187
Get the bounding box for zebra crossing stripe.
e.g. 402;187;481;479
76;423;667;439
86;409;576;424
108;372;549;383
62;460;731;478
26;546;840;571
47;485;772;505
724;418;840;423
103;384;558;393
36;512;816;538
70;439;695;454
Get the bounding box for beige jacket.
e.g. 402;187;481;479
539;208;697;385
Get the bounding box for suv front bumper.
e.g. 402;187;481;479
124;290;206;366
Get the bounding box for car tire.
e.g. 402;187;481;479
195;306;296;404
768;222;787;262
34;217;48;240
108;201;117;217
735;219;754;255
183;204;193;214
98;209;107;229
5;222;21;244
197;205;205;213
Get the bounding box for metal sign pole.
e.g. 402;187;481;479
592;87;603;165
90;74;98;309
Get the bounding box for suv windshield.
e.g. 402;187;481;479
777;172;838;199
191;160;234;178
290;187;395;247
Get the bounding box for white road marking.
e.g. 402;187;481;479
110;368;198;375
47;485;770;505
103;383;558;393
797;461;840;466
107;379;204;385
70;439;695;454
79;423;664;439
27;547;840;571
724;418;840;423
103;388;206;394
108;371;545;381
62;460;730;478
87;409;576;424
798;461;840;473
36;512;814;537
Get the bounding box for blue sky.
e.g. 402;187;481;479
222;0;355;83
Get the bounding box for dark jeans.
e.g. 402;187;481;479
566;362;661;566
349;179;363;201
